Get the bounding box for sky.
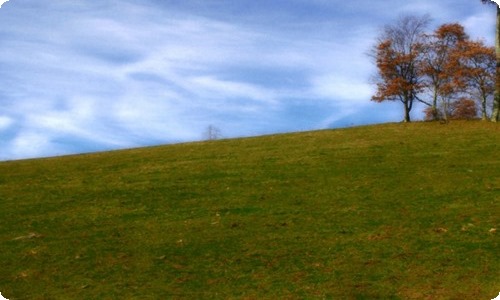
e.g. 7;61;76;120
0;0;497;160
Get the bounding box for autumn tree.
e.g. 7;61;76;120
452;40;495;120
450;98;478;120
371;15;431;122
421;24;469;121
481;0;500;121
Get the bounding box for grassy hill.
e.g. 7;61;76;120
0;121;498;299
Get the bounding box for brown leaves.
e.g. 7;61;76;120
371;15;430;117
372;42;425;103
450;98;478;120
372;19;495;121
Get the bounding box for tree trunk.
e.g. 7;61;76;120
432;90;439;120
482;95;488;120
442;100;449;122
492;6;500;122
403;100;411;122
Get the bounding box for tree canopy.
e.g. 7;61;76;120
371;15;496;122
371;15;430;122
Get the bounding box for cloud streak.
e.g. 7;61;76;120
0;0;496;160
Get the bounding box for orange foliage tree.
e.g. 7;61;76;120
372;15;495;122
371;15;430;122
452;40;495;120
450;98;478;120
421;23;469;121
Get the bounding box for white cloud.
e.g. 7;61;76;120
0;0;492;160
311;74;374;103
0;116;13;130
8;131;53;159
462;11;496;45
188;76;277;103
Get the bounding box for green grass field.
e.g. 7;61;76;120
0;121;498;299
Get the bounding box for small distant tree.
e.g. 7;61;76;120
423;106;443;121
450;98;478;120
204;125;221;140
371;15;431;122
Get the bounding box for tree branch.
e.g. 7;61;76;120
415;95;432;106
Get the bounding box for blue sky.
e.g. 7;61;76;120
0;0;496;160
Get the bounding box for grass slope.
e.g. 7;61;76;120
0;121;499;299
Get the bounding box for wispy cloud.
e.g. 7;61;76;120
0;0;495;160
